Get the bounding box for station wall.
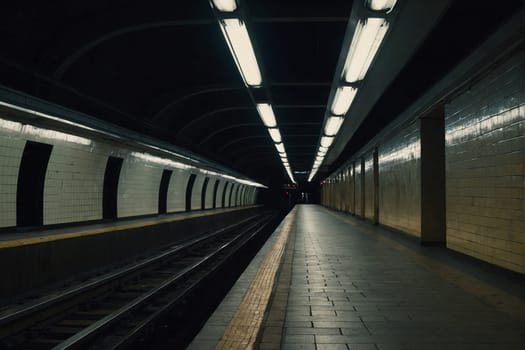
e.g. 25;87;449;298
321;48;524;273
0;117;260;230
445;49;524;272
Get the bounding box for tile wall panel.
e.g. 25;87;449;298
250;187;257;205
354;162;362;216
44;141;109;225
228;183;237;207
118;155;163;218
191;174;206;211
204;176;216;209
166;168;191;213
337;172;346;210
348;164;355;214
378;121;421;236
0;121;25;228
215;180;226;208
235;185;243;206
364;153;375;220
445;49;525;272
343;167;351;213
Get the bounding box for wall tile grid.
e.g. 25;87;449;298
205;177;218;209
354;162;363;216
191;174;206;211
0;125;25;228
338;173;345;211
344;166;353;213
236;185;245;206
215;180;227;208
378;120;421;236
445;49;525;272
348;165;355;214
118;154;164;218
44;140;109;225
166;168;191;213
229;183;238;207
364;153;375;220
250;187;258;205
222;182;232;208
0;116;259;229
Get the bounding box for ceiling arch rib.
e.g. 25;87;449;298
216;135;272;155
53;20;216;80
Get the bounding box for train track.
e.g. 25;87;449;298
0;211;278;349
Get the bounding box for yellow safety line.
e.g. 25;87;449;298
215;208;297;350
323;206;525;322
0;206;260;250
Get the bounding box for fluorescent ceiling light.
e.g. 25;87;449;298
342;18;389;83
220;19;262;86
324;116;344;136
366;0;397;12
320;136;334;148
275;142;285;153
211;0;237;12
256;103;277;127
332;86;357;115
268;128;282;143
319;146;328;152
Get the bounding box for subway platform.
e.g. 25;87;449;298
189;204;525;350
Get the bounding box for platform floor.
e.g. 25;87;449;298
190;204;525;350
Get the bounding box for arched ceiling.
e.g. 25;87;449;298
0;0;522;186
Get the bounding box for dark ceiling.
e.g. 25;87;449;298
0;0;522;186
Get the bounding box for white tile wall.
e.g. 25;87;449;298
354;161;362;216
445;49;525;273
238;185;246;206
246;186;254;205
215;180;226;208
0;124;25;228
1;115;258;229
231;183;240;207
378;121;422;236
191;174;205;210
205;177;217;209
44;141;109;225
118;155;164;218
364;153;375;220
167;168;191;213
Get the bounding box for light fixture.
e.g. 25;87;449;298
320;136;334;148
332;86;357;115
366;0;397;12
220;19;262;86
342;18;389;83
324;116;344;136
275;142;285;153
319;146;328;152
256;103;277;127
211;0;237;12
318;150;326;156
268;128;282;143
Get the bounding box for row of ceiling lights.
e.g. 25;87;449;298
308;0;398;182
210;0;296;183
